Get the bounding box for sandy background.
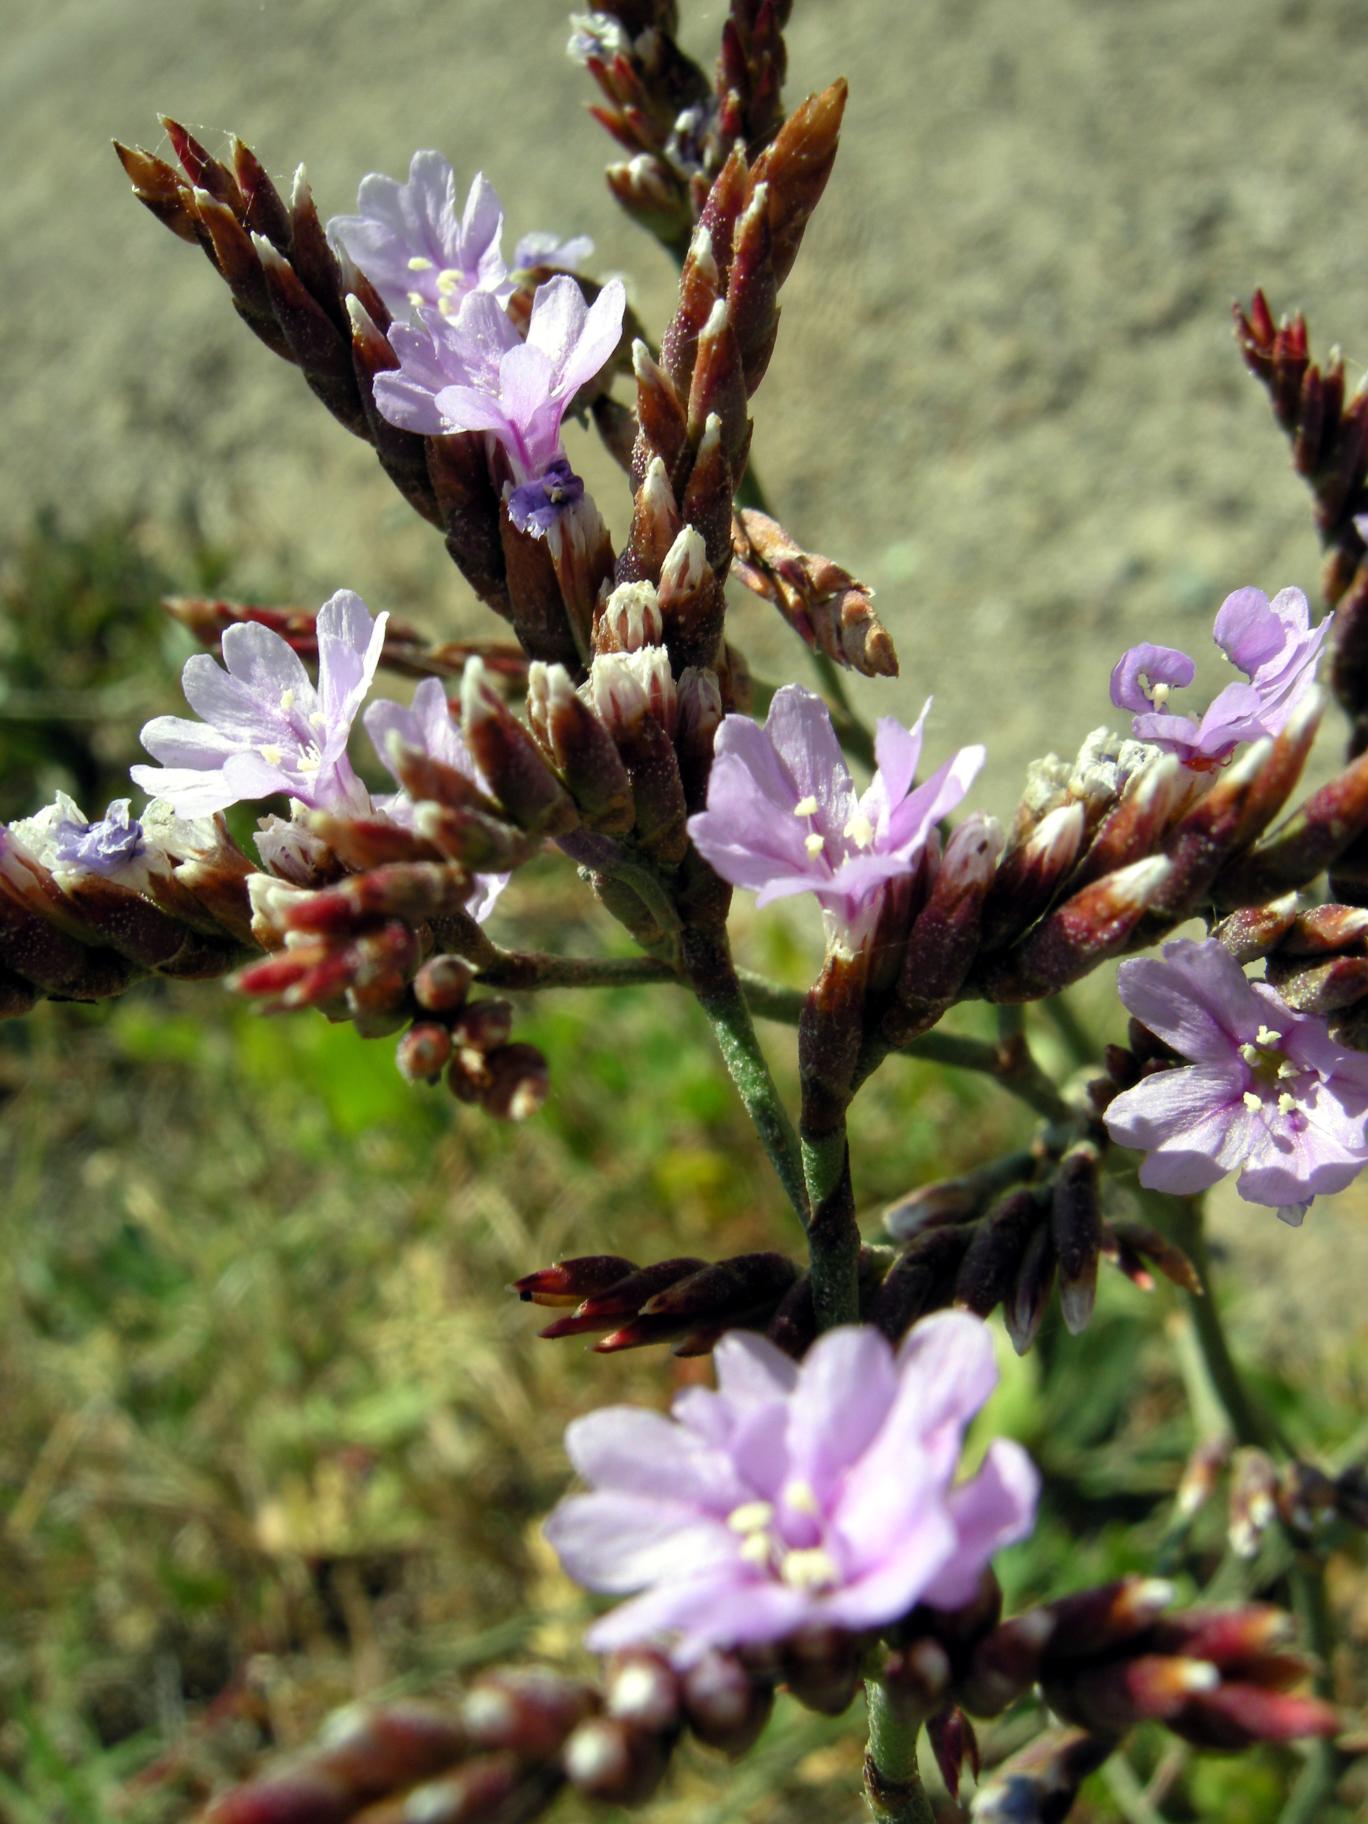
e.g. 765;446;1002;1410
6;0;1368;1292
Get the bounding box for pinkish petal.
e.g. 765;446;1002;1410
543;1491;734;1594
763;685;855;824
922;1440;1040;1609
820;1503;958;1630
711;1330;801;1407
1110;643;1194;714
1116;938;1261;1056
565;1408;749;1512
1212;587;1283;676
786;1327;898;1496
1107;1064;1248;1190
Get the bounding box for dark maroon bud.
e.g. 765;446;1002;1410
537;1258;707;1339
970;1726;1114;1824
452;1000;515;1052
604;1652;681;1735
413;955;474;1015
1212;894;1301;962
352;1754;538;1823
1105;1218;1202;1294
201;1771;353;1824
461;660;578;837
513;1257;639;1308
959;1608;1054;1717
1050;1143;1103;1335
461;1668;596;1758
780;1627;861;1716
1168;1683;1340;1751
562;1716;666;1805
925;1705;978;1800
869;1227;971;1342
1046;1653;1220;1735
640;1251;798;1321
313;1702;467;1798
481;1044;550;1122
396;1023;454;1083
681;1650;773;1756
1005;1221;1056;1355
953;1189;1043;1319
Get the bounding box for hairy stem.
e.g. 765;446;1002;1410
680;925;809;1226
801;1128;860;1328
862;1679;935;1824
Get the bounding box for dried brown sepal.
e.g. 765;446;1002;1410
113;139;202;242
953;1189;1044;1321
716;1;792;155
748;79;847;288
1050;1143;1103;1335
526;663;636;833
1215;739;1368;907
461;660;579;836
1211;893;1301;963
1104;1217;1202;1295
976;856;1172;1002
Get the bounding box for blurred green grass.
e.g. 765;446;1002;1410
0;514;1361;1821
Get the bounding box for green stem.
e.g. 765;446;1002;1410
862;1680;935;1824
801;1128;860;1328
1164;1199;1342;1823
681;927;809;1227
1039;990;1096;1071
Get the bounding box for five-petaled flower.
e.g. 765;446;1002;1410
372;274;626;527
545;1312;1038;1667
1110;586;1330;768
1105;937;1368;1225
364;677;507;922
686;684;983;948
132;591;387;818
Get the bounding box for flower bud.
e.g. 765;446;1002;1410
413;954;473;1015
926;1705;979;1801
481;1043;550;1121
1211;893;1300;962
461;1668;595;1758
526;662;635;833
513;1256;639;1309
594;580;664;654
1229;1447;1280;1559
604;1652;681;1734
462;659;578;837
1050;1143;1103;1334
954;1189;1043;1320
1005;1221;1056;1355
396;1022;454;1084
563;1715;666;1806
681;1650;773;1756
780;1626;860;1716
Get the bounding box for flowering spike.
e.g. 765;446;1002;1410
979;856;1172;1002
748;79;847;288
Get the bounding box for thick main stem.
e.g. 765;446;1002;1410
680;924;809;1227
800;953;867;1330
862;1679;935;1824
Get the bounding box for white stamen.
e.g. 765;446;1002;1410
779;1547;839;1591
1242;1091;1263;1112
407;255;435;272
726;1500;774;1534
258;744;284;766
1150;680;1171;708
804;832;826;857
1255;1025;1281;1047
793;795;819;818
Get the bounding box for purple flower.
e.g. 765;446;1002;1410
328;152;510;323
545;1313;1038;1667
1110;587;1330;768
50;799;146;874
132;590;388;818
363;677;507;922
373;275;626;490
1105;937;1368;1225
686;685;984;944
507;455;585;536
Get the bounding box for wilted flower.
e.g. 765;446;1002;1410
47;798;146;874
1105;937;1368;1224
686;685;983;947
545;1313;1038;1667
1110;586;1330;768
373;275;626;530
328;151;511;322
132;590;387;818
363;677;507;921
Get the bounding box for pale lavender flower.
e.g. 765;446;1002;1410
363;677;507;922
132;591;388;818
513;230;595;274
372;275;626;518
328;152;510;323
1110;586;1330;768
1105;937;1368;1225
545;1313;1038;1668
686;685;984;946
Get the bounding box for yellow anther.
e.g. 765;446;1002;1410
1277;1092;1297;1115
1255;1025;1282;1047
843;811;875;849
783;1479;820;1516
407;255;435;272
793;795;819;818
804;832;826;857
407;290;426;309
1242;1090;1263;1112
1276;1062;1298;1079
1150;681;1171;708
279;688;296;713
726;1501;774;1535
1239;1042;1260;1065
258;744;284;767
737;1532;772;1568
779;1547;839;1591
436;268;464;294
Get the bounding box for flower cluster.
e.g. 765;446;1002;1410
1110;586;1330;768
1104;937;1368;1225
546;1313;1037;1666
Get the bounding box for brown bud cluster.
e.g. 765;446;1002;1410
0;802;252;1015
947;1577;1339;1753
882;1137;1199;1352
1235;289;1368;753
1172;1436;1366;1558
732;507;899;678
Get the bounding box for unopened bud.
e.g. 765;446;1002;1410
462;1668;595;1758
954;1189;1043;1320
513;1256;638;1308
1050;1144;1103;1334
595;579;664;653
396;1022;454;1083
563;1715;666;1806
526;661;635;833
481;1043;550;1120
1229;1447;1280;1558
679;1650;772;1755
781;1626;860;1716
413;954;473;1015
461;657;578;836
